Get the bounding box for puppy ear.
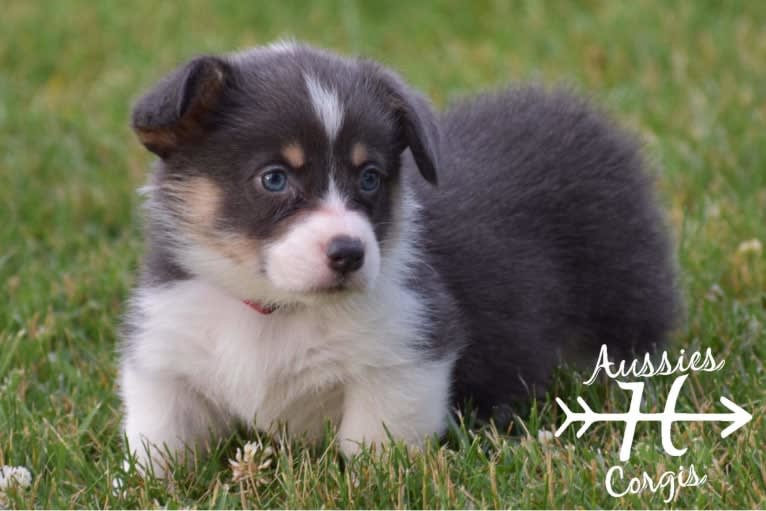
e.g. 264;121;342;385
366;64;441;185
131;56;230;157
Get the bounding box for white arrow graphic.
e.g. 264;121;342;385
555;374;752;461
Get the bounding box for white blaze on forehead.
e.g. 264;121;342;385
323;178;346;211
304;74;343;141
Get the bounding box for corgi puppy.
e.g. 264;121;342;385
120;42;679;474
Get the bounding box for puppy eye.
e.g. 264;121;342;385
259;165;289;192
359;165;382;193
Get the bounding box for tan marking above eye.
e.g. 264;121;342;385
351;142;368;167
282;143;305;168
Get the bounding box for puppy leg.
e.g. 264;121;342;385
121;367;230;477
337;359;453;456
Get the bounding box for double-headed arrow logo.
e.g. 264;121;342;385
555;374;752;461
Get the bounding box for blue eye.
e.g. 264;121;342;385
359;166;382;193
260;167;288;192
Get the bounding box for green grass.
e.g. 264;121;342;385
1;0;765;508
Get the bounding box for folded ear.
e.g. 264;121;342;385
131;56;230;157
365;63;441;185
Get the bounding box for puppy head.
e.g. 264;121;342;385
132;44;439;306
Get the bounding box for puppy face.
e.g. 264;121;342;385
133;44;440;305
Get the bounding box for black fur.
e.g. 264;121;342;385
412;88;680;418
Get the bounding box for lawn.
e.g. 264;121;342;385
1;0;765;508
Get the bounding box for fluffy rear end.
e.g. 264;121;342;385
412;87;681;420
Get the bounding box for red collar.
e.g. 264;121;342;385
243;299;275;315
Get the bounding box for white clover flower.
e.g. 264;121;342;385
229;440;275;486
0;465;32;508
229;441;274;485
0;466;32;490
536;429;555;445
737;238;762;255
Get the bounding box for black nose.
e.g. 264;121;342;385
326;236;365;274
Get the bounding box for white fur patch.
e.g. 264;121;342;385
122;270;452;470
304;74;343;141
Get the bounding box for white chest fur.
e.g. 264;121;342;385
122;277;450;454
